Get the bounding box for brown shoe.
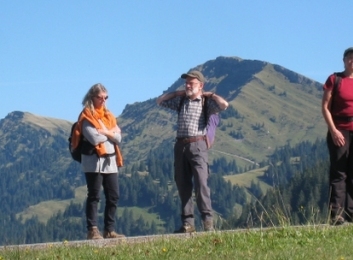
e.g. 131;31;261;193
87;226;103;239
103;230;125;239
330;215;346;226
203;220;215;232
174;223;196;233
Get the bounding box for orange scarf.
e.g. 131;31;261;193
71;107;123;167
94;107;111;127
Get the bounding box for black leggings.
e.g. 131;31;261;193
327;130;353;219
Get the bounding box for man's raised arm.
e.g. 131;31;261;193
203;92;229;110
156;90;185;105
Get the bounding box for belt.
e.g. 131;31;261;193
333;116;353;122
176;135;206;144
101;153;115;158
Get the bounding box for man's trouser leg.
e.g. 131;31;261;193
174;141;195;226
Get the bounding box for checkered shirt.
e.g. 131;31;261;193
160;95;223;138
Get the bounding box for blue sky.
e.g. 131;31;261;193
1;1;351;122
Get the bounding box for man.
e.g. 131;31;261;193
157;70;228;232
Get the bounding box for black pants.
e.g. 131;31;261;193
85;172;119;231
327;130;353;219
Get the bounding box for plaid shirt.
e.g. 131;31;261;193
160;95;223;137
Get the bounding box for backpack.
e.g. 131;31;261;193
178;96;220;149
68;122;81;162
206;113;220;149
68;121;96;163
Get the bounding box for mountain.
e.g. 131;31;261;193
0;56;327;244
0;111;82;213
118;56;325;168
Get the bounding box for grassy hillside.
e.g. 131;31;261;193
17;163;268;225
224;167;270;189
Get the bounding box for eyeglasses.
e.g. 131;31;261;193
184;82;200;87
95;96;109;101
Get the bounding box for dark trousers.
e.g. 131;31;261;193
327;130;353;220
174;139;213;226
85;172;119;231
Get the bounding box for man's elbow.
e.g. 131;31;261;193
156;95;166;105
220;101;229;110
156;97;162;105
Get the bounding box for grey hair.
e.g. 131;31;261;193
82;83;108;112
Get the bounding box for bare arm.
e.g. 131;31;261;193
203;92;229;110
156;90;185;105
322;89;345;147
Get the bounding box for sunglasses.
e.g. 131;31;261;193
95;96;109;101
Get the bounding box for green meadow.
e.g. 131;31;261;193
1;225;352;260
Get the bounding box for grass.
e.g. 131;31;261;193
1;225;353;259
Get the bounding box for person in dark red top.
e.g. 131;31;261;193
322;47;353;225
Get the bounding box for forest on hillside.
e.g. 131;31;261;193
0;137;330;246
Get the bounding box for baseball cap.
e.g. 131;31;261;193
343;47;353;58
181;70;205;83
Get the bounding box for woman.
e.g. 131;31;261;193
322;47;353;225
71;83;124;239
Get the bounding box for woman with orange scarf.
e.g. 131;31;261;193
72;83;124;239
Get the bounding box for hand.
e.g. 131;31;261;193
98;125;121;136
98;128;108;136
331;129;345;147
112;125;121;134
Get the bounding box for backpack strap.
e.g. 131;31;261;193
331;72;343;112
333;72;343;93
203;96;209;123
177;96;186;113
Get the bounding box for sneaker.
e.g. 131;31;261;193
203;220;215;232
174;223;196;233
103;230;125;239
330;215;345;226
87;226;103;239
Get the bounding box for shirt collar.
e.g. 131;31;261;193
187;95;203;101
